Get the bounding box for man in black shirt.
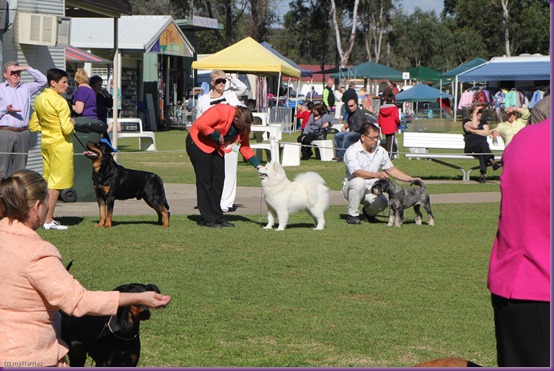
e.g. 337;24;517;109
333;98;367;162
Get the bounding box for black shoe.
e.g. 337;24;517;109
199;221;223;228
333;157;343;162
479;175;486;183
346;215;361;225
301;156;311;160
362;207;379;223
492;162;502;171
219;221;235;228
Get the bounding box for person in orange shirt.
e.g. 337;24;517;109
186;105;261;228
0;170;171;367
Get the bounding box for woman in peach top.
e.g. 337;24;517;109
0;170;171;367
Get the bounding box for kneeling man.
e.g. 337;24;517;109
342;123;420;224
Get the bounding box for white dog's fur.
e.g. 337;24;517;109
258;162;329;231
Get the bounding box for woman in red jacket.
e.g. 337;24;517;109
378;96;400;159
186;104;261;228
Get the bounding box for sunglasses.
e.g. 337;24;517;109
348;104;357;108
9;71;21;75
214;78;227;85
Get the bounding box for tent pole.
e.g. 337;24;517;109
112;18;120;161
439;79;443;119
453;76;458;123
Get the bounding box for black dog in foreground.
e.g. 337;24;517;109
371;178;435;227
84;140;170;228
61;283;161;367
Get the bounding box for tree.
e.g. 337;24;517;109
358;0;397;63
329;0;360;67
500;0;510;56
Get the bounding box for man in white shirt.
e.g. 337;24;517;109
195;70;248;212
342;122;420;224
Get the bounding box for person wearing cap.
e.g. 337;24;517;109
29;68;75;230
462;105;501;183
490;106;530;147
196;70;248;213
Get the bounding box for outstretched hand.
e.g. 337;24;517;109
141;291;171;309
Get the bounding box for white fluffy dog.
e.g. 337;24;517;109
258;162;329;231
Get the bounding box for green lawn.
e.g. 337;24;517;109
46;203;499;367
114;127;502;194
45;126;501;367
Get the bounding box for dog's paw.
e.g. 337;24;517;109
276;226;286;231
313;226;325;230
263;225;273;230
428;218;435;227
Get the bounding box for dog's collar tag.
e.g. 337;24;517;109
100;138;119;152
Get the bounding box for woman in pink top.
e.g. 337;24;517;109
0;170;171;367
487;118;550;367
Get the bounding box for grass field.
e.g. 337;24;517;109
42;126;501;367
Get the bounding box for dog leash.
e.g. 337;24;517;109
72;133;89;152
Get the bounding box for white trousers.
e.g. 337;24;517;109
342;177;388;217
220;151;238;212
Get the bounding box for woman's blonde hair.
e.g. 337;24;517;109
74;68;89;84
210;70;226;80
0;170;48;223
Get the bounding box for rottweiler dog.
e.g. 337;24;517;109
61;283;161;367
84;140;170;228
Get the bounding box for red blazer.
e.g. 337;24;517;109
190;104;256;161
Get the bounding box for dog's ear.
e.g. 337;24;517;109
146;284;161;294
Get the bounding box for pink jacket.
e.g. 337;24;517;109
487;119;550;302
0;219;120;367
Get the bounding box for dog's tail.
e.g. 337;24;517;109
410;178;426;190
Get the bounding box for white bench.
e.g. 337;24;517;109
280;142;301;166
403;132;505;181
108;118;157;151
250;126;281;163
312;139;334;161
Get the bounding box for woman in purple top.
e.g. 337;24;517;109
71;68;97;119
487;118;550;367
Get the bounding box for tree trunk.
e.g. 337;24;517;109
330;0;360;68
501;0;510;56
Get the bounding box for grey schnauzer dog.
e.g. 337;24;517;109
370;179;435;227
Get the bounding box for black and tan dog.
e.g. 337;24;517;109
84;139;169;228
370;178;435;227
61;283;161;367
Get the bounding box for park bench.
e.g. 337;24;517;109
403;132;505;181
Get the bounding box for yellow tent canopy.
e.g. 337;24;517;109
192;37;301;78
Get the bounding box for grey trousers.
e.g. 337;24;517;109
0;130;30;179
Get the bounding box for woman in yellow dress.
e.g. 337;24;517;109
29;68;75;230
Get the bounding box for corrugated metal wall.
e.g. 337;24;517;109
3;0;66;174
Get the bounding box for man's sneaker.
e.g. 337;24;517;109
43;220;68;230
346;215;361;225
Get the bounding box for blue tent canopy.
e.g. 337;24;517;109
395;84;452;102
458;55;550;82
441;58;487;80
260;42;313;77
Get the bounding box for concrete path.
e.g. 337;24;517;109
54;183;500;218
